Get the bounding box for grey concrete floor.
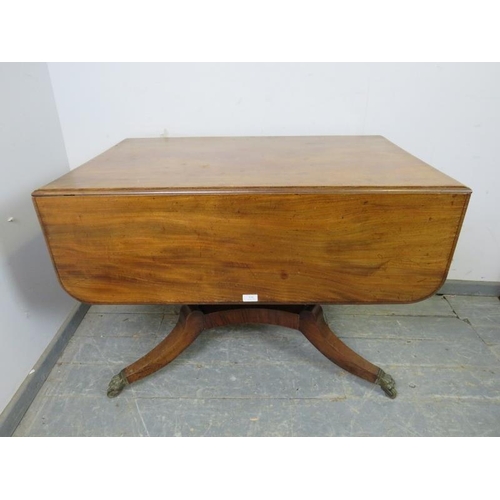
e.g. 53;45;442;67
14;295;500;436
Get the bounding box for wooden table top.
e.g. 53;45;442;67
33;135;471;305
34;136;469;196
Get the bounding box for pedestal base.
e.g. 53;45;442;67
107;304;397;399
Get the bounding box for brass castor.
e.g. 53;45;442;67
376;369;397;399
107;371;128;398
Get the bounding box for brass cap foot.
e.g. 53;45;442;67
375;369;397;399
107;371;129;398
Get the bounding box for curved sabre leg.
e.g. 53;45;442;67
107;305;205;397
298;305;397;398
106;303;397;399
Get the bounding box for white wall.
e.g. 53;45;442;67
0;63;76;414
48;63;500;282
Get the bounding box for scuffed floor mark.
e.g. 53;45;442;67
133;399;150;437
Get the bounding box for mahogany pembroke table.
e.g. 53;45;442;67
32;136;471;399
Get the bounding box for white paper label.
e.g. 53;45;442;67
242;294;258;302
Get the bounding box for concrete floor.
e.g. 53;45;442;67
14;295;500;436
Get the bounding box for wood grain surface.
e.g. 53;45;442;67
33;136;468;195
34;191;470;304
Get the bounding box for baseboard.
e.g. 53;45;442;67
437;279;500;297
0;302;90;437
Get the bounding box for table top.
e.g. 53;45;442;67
33;136;469;196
